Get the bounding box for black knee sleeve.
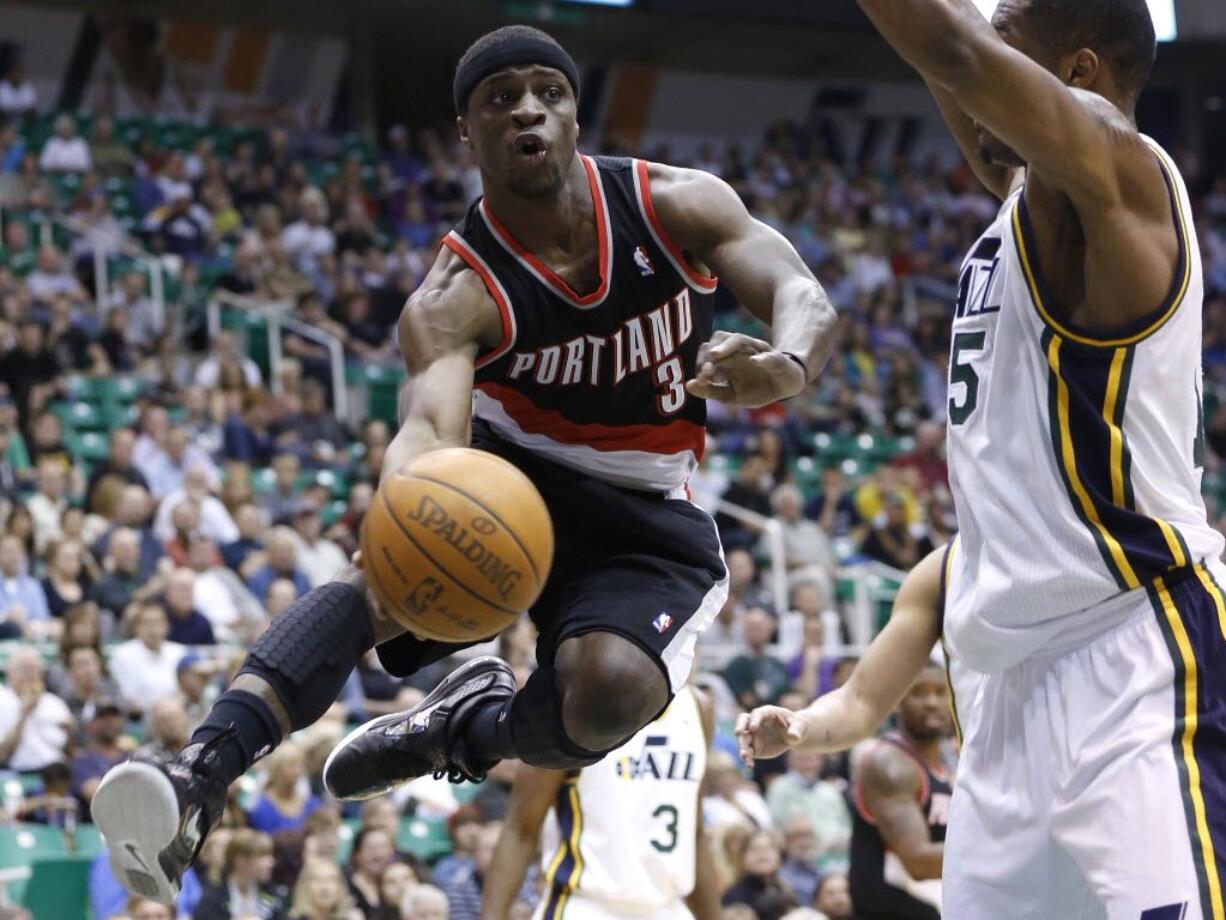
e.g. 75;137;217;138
508;665;609;770
240;582;375;731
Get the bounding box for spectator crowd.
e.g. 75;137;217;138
0;52;1225;920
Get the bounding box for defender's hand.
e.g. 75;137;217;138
735;705;810;767
685;331;806;408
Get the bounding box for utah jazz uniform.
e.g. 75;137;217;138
850;733;951;920
942;137;1226;919
376;156;728;691
534;686;707;920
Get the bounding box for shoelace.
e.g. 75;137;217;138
432;766;481;784
195;725;239;764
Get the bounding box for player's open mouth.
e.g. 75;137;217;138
514;133;548;163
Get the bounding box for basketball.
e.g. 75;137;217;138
360;448;554;642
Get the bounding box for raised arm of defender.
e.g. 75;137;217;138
737;546;946;765
859;0;1128;200
857;0;1183;333
645;163;838;408
379;247;505;486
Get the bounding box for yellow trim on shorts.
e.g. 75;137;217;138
1194;563;1226;642
1012;147;1191;348
1046;335;1140;588
1155;576;1225;920
544;781;585;920
1103;347;1128;507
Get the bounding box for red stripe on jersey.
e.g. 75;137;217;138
441;233;515;369
634;159;719;293
477;381;704;457
480;156;611;307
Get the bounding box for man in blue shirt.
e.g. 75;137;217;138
0;534;48;638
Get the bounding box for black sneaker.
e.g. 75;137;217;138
323;656;516;801
91;730;231;904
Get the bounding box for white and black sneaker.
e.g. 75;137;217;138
323;656;516;801
91;729;231;904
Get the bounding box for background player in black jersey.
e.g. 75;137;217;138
91;25;837;905
737;548;954;920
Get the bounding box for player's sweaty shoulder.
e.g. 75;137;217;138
1039;88;1163;207
401;244;505;355
859;739;923;798
640;159;743;252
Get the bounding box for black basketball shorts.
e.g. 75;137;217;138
375;420;729;691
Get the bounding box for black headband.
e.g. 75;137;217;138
453;36;580;114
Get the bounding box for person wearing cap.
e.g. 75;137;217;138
174;653;213;729
432;804;486;889
69;694;128;813
287;496;347;589
136;696;192;765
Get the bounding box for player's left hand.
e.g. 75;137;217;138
685;331;806;408
735;705;810;767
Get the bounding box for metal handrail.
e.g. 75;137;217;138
40;213;166;334
206;290;349;424
711;498;790;617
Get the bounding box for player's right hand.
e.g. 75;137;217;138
735;705;810;767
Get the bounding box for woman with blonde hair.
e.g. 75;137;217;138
247;740;321;835
192;828;287;920
399;884;448;920
288;858;361;920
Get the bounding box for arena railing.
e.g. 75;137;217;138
206;289;350;425
39;214;166;337
712;498;790;618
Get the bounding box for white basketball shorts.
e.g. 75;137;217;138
943;564;1226;920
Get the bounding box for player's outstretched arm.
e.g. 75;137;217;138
737;546;945;765
379;247;505;487
644;163;837;409
481;764;567;920
858;743;944;880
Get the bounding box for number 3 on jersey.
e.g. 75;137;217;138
650;803;679;852
655;356;686;415
949;330;987;426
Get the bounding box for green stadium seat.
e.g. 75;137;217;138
322;499;347;527
365;364;406;425
397;816;453;863
53;401;107;432
252;467;277;494
20;855;91;920
102;402;140;430
789;456;822;496
0;824;73;865
68;431;112;464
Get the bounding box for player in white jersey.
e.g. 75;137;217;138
482;685;718;920
749;0;1226;917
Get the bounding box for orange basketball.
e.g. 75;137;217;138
360;447;554;642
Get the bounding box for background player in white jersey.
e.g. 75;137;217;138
806;1;1224;917
482;685;718;920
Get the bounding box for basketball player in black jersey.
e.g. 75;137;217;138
848;668;951;920
738;547;955;918
91;25;837;904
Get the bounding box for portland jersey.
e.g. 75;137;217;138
442;155;717;493
534;686;706;919
943;136;1223;672
850;734;951;920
